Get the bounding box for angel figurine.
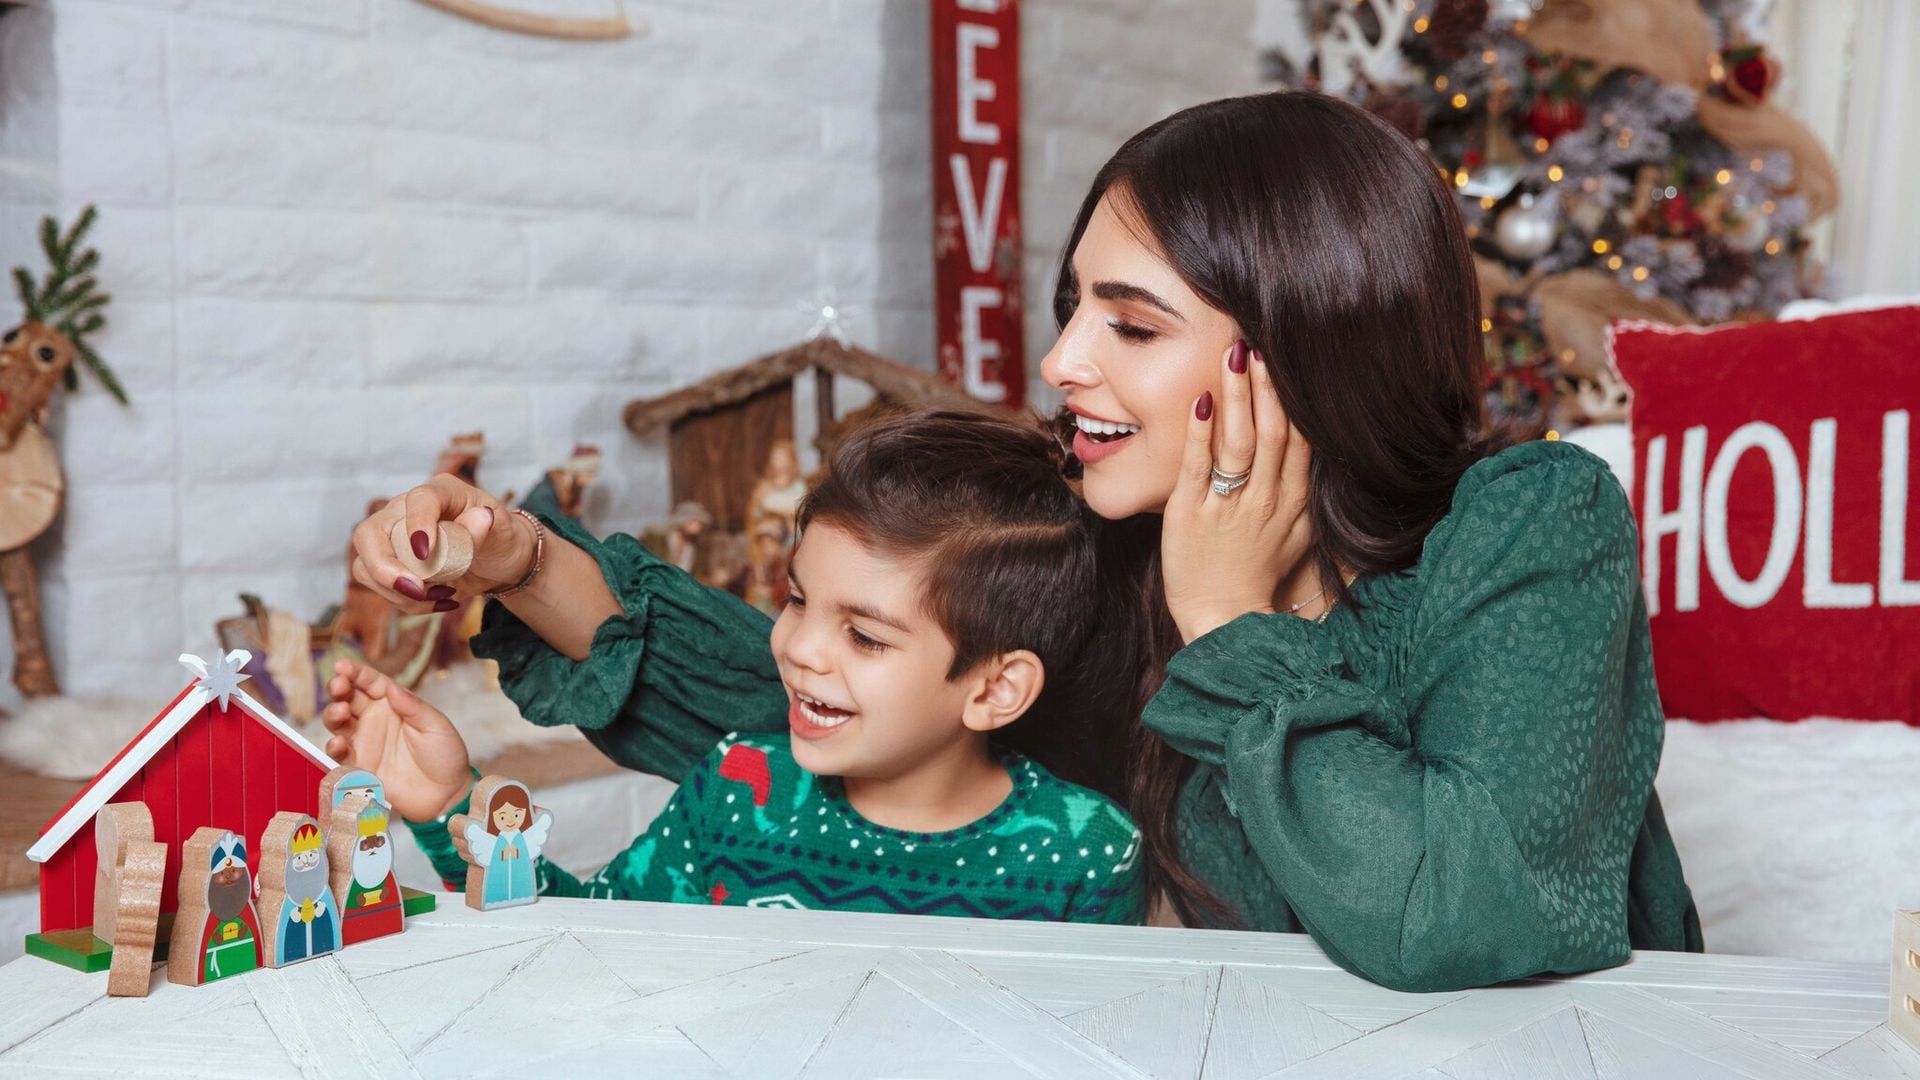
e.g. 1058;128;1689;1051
450;775;553;911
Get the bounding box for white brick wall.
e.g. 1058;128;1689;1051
0;0;1255;706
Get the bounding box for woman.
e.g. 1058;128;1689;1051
344;91;1699;993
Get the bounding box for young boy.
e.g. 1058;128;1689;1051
324;413;1145;923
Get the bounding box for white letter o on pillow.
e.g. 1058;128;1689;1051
1703;421;1803;609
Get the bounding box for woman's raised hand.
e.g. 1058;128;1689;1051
1161;339;1316;644
349;473;532;612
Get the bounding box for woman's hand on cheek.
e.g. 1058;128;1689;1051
1161;340;1315;645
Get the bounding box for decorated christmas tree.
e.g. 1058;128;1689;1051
1265;0;1837;430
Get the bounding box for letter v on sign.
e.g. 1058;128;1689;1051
950;154;1007;274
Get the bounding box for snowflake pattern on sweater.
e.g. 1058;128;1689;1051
410;734;1146;924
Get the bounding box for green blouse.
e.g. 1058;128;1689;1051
477;441;1701;993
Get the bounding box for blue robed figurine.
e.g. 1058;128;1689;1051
274;817;338;964
455;777;553;909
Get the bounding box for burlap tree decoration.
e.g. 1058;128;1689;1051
2;207;126;698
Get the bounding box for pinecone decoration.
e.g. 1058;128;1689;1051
1425;0;1489;64
1365;91;1427;141
1695;236;1752;290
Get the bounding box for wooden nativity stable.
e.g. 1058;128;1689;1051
624;337;1007;534
22;650;432;972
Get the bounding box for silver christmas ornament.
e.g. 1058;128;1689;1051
1494;190;1561;261
1490;0;1541;23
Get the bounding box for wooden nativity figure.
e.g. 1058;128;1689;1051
322;766;407;945
2;206;127;698
747;437;806;538
451;775;553;910
743;515;791;615
434;430;487;487
257;812;339;967
545;442;603;520
93;802;164;997
167;828;263;986
638;500;716;577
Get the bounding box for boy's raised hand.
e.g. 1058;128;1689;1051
322;658;474;823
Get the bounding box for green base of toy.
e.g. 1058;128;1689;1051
27;889;436;972
25;912;178;972
401;884;437;917
24;929;113;973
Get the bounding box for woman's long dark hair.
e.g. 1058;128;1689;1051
1055;91;1515;927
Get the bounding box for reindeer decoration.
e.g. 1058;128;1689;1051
1315;0;1415;98
2;207;127;698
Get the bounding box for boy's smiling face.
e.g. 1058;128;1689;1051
770;521;977;781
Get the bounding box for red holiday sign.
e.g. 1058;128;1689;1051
931;0;1024;407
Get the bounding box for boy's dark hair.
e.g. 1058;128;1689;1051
796;409;1122;798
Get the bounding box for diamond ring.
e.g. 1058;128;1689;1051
1210;466;1251;497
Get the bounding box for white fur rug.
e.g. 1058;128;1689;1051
0;662;581;781
1655;718;1920;964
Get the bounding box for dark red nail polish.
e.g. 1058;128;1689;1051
432;599;458;613
395;576;427;601
411;530;431;560
1229;339;1248;374
427;584;456;600
1196;391;1213;421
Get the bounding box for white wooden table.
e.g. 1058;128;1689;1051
3;898;1918;1079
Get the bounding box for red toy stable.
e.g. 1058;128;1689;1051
24;651;336;968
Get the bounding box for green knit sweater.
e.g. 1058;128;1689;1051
477;442;1700;991
407;733;1146;923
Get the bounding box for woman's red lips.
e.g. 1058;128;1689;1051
1072;426;1136;465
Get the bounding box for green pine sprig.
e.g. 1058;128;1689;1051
11;205;127;405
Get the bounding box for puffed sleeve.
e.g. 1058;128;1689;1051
472;484;788;782
1146;443;1671;992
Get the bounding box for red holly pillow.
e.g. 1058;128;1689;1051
1611;306;1920;723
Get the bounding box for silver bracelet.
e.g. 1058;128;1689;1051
484;508;546;599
